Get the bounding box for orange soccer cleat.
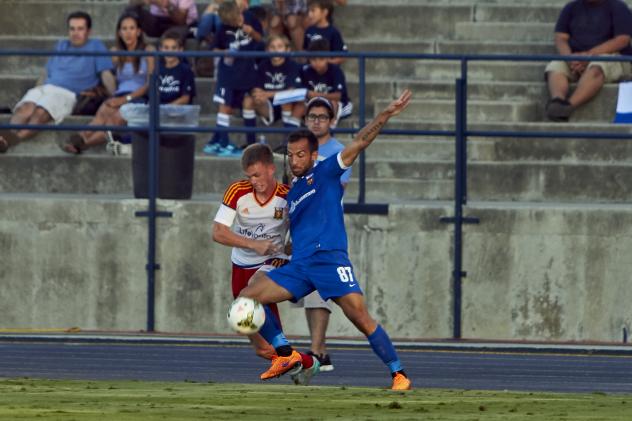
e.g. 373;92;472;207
260;350;303;380
391;372;412;391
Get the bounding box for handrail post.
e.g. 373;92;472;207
358;56;367;204
145;54;160;332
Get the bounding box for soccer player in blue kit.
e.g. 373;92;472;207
238;89;413;390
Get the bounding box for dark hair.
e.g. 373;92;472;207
242;143;275;169
307;0;334;23
307;38;331;52
160;29;184;47
115;12;146;74
287;129;319;153
67;11;92;29
248;5;269;24
218;1;241;25
306;97;334;120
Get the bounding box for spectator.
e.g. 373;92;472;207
156;30;196;105
202;1;264;157
303;0;347;65
299;38;352;126
544;0;632;122
0;11;114;154
62;12;155;154
252;35;303;135
126;0;198;41
269;0;308;52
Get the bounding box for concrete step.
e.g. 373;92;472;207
375;98;540;123
3;154;632;203
437;40;555;55
456;22;554;43
474;4;561;23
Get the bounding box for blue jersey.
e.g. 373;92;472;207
288;153;349;260
317;137;351;185
301;63;349;104
212;10;264;89
158;61;196;104
256;58;302;91
303;25;348;53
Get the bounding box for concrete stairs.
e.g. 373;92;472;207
1;0;632;205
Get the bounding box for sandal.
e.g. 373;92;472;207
62;134;86;155
0;129;19;153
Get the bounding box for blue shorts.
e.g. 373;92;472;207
267;250;363;302
213;85;250;109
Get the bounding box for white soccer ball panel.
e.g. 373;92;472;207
227;297;266;335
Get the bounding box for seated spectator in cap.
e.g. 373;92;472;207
303;0;347;65
252;35;304;132
126;0;198;41
202;1;264;157
299;38;352;127
62;12;155;154
544;0;632;122
0;11;114;153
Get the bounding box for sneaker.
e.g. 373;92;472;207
291;356;321;386
545;97;573;122
391;372;412;391
260;350;303;380
217;144;242;157
307;351;334;372
203;142;221;155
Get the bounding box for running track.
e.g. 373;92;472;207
1;336;632;393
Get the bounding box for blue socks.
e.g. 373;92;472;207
368;325;403;374
258;304;290;349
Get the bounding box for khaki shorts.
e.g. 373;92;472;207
545;55;632;83
291;290;333;311
15;84;77;124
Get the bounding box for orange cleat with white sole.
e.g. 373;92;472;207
391;372;412;390
260;350;303;380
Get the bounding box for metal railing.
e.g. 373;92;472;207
2;48;631;336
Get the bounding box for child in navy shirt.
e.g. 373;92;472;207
158;30;196;105
301;38;352;126
303;0;347;65
203;0;264;157
252;34;303;132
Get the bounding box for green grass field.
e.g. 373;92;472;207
1;378;630;420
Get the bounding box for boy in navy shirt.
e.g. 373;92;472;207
158;30;196;105
252;34;303;132
203;0;264;157
237;90;414;391
303;0;347;65
300;38;352;127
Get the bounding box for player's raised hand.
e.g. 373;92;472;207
385;89;412;118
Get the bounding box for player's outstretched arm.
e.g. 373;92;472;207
340;89;412;168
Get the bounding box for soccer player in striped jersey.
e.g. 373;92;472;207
238;90;414;390
213;143;319;380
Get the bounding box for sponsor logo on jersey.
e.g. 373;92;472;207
289;188;316;214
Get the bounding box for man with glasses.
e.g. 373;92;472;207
289;96;350;376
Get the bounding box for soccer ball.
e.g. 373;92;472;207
227;297;266;335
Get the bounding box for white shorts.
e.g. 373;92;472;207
15;84;77;124
291;290;333;311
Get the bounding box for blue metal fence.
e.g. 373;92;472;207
2;48;631;337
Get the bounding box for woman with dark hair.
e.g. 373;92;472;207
63;12;155;154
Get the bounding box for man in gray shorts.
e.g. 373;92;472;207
0;11;114;153
544;0;632;122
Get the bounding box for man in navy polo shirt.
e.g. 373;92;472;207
544;0;632;121
238;90;415;391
